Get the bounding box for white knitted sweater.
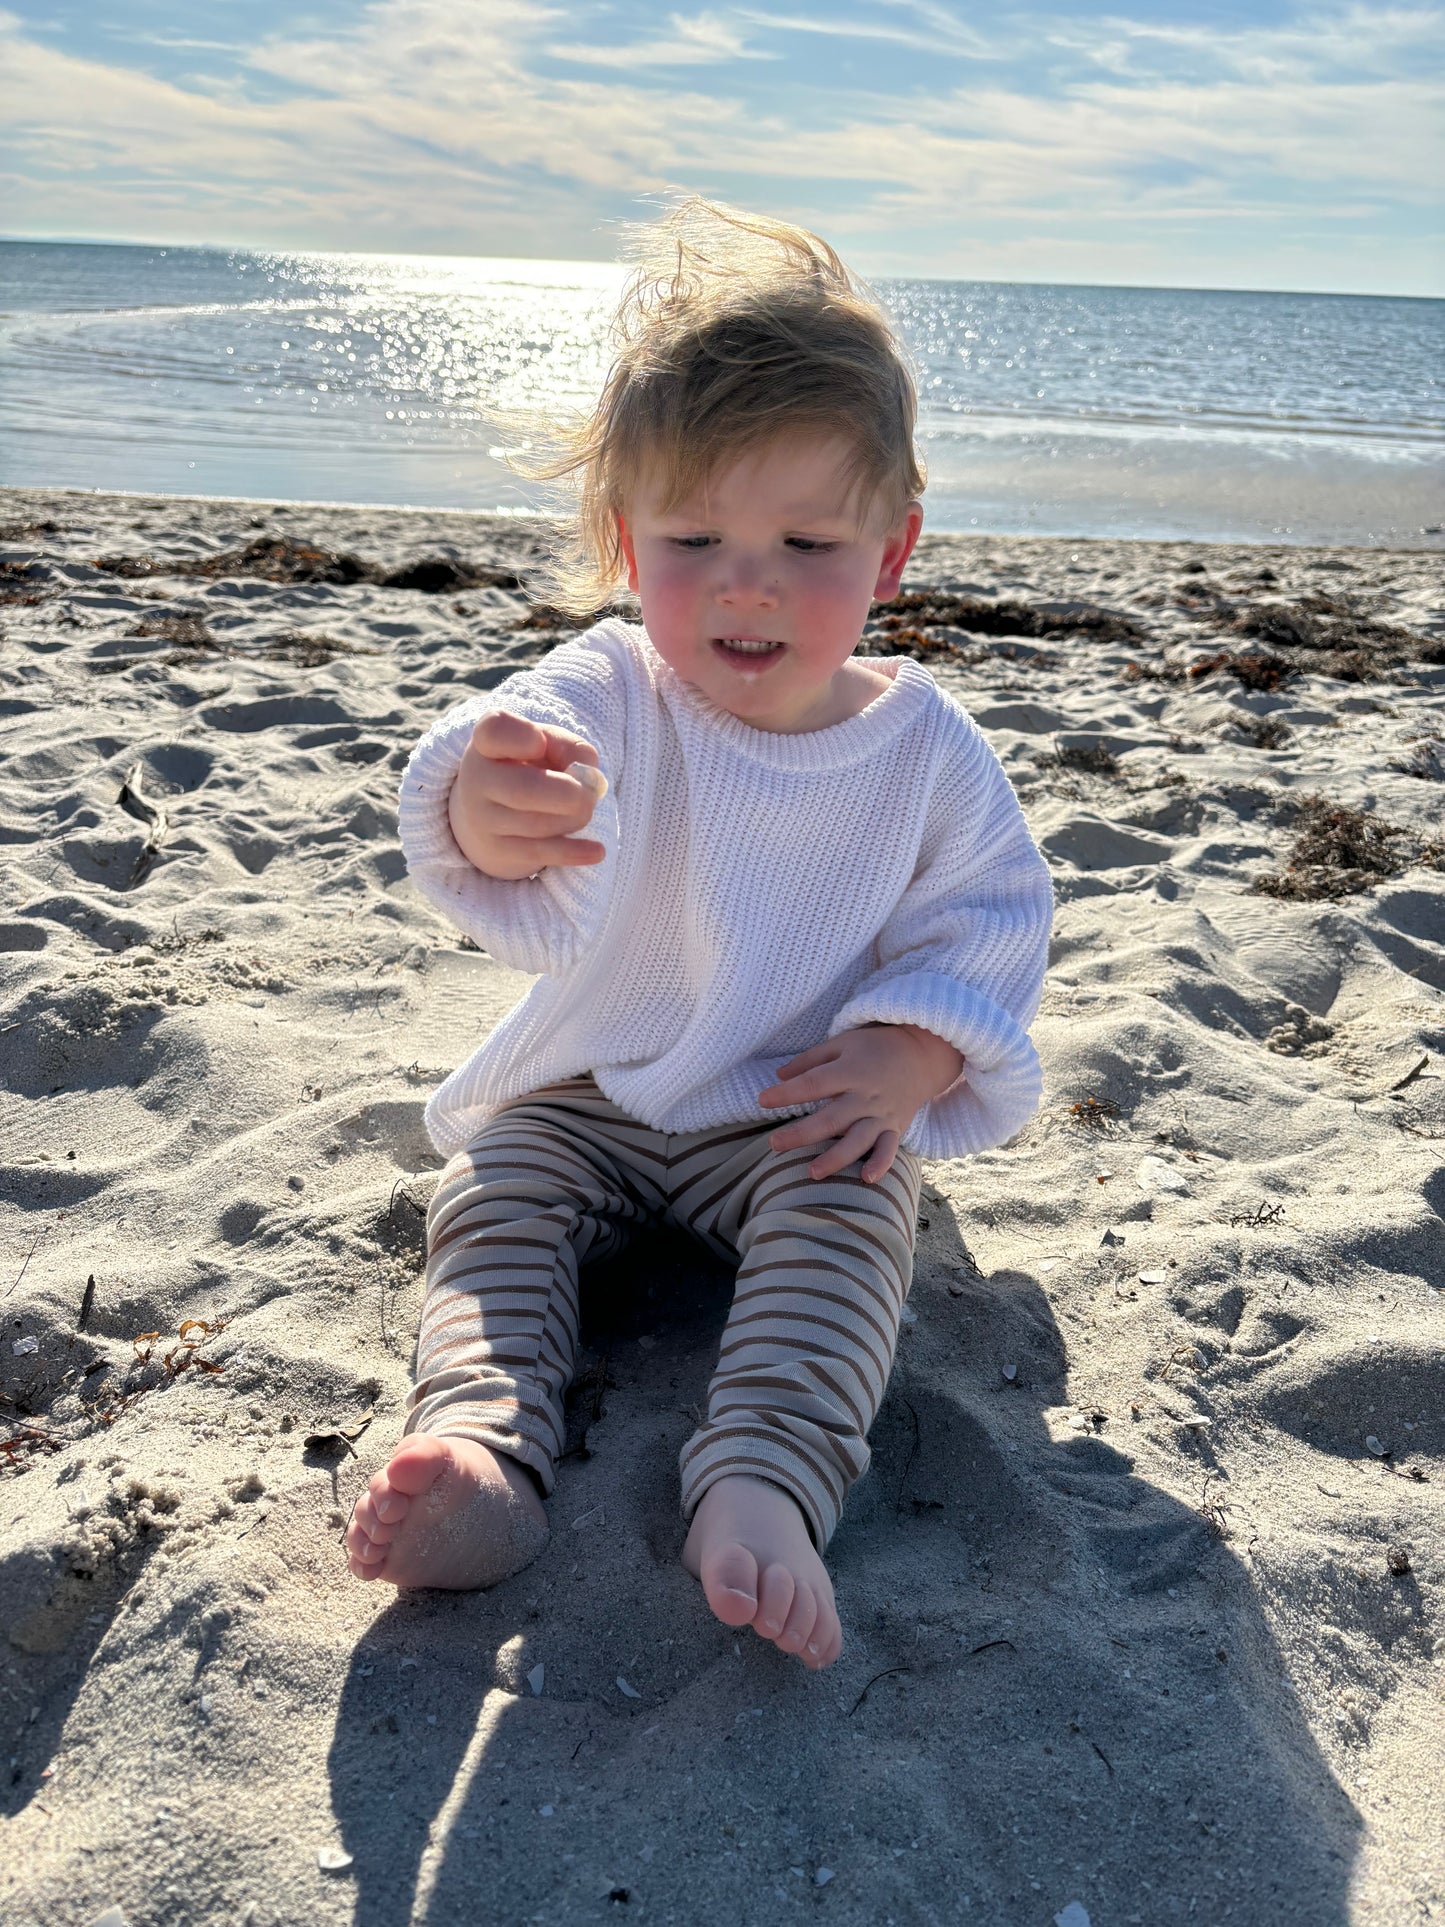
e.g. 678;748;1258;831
398;620;1053;1160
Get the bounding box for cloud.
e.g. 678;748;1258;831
0;0;1439;288
546;10;775;67
1052;3;1445;82
734;3;1005;59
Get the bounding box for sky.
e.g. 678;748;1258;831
1;0;1442;294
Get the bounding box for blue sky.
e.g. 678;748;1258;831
2;0;1441;293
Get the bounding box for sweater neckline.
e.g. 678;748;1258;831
608;622;936;770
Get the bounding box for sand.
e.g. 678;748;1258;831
1;486;1441;1927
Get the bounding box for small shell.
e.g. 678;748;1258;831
527;1664;545;1697
317;1848;354;1873
616;1676;641;1700
1365;1436;1389;1458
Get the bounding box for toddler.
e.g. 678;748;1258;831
345;200;1053;1669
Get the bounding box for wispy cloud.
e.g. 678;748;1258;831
734;3;1005;58
0;0;1439;291
1049;3;1445;81
129;33;247;53
547;10;775;67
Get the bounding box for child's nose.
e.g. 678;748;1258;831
717;561;779;608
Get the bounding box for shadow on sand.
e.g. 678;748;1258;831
326;1201;1360;1926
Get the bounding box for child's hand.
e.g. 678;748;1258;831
759;1025;965;1182
448;709;607;881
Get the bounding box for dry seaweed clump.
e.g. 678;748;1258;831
1034;742;1120;777
1388;735;1445;783
867;591;1142;662
1252;794;1445;901
93;537;525;595
1173;587;1441;685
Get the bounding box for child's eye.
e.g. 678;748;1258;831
670;536;713;550
786;538;837;554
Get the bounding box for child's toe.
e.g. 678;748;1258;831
805;1610;843;1670
370;1485;410;1526
383;1435;457;1498
756;1562;796;1639
350;1492;394;1547
701;1542;761;1627
778;1585;818;1654
346;1523;389;1578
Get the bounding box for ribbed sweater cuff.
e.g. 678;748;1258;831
829;971;1043;1158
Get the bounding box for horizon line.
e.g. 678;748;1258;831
1;231;1439;305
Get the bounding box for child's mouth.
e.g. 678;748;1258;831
713;637;784;671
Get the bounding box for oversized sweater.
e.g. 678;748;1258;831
398;619;1054;1161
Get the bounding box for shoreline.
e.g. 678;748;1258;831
8;479;1445;562
6;479;1443;556
1;485;1441;1926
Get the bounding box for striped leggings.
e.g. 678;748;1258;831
406;1076;922;1549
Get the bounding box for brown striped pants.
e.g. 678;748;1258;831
406;1075;922;1549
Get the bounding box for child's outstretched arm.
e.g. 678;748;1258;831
398;640;624;976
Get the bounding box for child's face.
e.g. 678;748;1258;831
617;433;922;733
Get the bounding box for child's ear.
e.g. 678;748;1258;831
617;514;641;594
872;502;923;602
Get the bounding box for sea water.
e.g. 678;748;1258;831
1;240;1440;546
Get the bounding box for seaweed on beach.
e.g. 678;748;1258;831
92;614;371;673
511;602;627;635
1387;734;1445;782
1236;716;1292;751
0;518;64;542
872;591;1145;648
1034;741;1120;777
1176;588;1442;683
93;537;526;595
129;612;213;646
0;560;49;605
1188;651;1294;693
1251;794;1444;901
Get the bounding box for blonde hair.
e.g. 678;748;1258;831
519;197;926;616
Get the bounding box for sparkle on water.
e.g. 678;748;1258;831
0;241;1440;545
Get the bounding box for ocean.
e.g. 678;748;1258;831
1;239;1440;547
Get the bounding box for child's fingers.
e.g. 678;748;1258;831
496;834;606;870
472;711;602;778
759;1064;848;1110
538;729;601;773
772;1041;840;1082
807;1119;886;1181
471;709;548;762
859;1132;899;1184
767;1096;858;1151
480;758;602;821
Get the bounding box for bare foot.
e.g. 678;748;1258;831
345;1435;548;1590
682;1474;842;1670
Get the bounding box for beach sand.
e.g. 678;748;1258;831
1;486;1441;1927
